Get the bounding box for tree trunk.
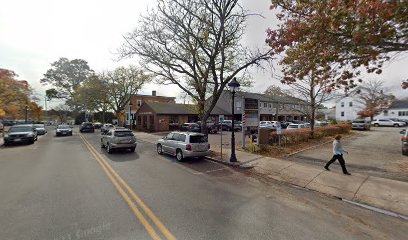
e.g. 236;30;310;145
198;99;208;134
309;80;316;138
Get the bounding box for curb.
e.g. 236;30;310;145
204;156;254;169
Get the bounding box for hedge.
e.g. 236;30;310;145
268;124;351;146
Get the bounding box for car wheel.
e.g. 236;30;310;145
101;140;105;148
393;124;399;127
176;149;183;162
130;147;136;152
374;123;379;127
157;144;163;155
106;143;112;154
4;141;9;146
30;138;35;144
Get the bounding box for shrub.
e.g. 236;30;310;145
268;124;351;146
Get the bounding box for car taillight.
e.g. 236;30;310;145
186;144;191;151
208;144;210;149
402;136;408;141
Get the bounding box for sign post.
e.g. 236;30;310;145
276;121;282;146
242;96;246;148
219;115;224;160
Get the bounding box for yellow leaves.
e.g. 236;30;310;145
0;68;33;119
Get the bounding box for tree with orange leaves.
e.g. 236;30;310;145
0;68;32;119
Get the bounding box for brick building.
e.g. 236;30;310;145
135;102;199;132
125;91;176;126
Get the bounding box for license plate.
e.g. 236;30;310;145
62;132;67;135
14;138;21;142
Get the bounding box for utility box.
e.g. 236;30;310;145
258;128;270;145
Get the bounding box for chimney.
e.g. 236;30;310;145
152;90;156;96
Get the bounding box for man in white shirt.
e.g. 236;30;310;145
324;135;351;175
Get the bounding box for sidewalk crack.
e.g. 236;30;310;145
352;175;370;201
305;170;325;188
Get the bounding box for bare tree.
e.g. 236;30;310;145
356;80;395;121
99;66;151;125
120;0;272;133
278;73;340;135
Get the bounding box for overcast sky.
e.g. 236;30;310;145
0;0;406;109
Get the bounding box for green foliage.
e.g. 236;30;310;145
41;58;94;110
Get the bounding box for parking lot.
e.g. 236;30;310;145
288;127;408;181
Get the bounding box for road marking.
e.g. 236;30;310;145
79;134;176;240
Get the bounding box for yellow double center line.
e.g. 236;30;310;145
79;134;176;240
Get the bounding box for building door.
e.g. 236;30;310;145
149;115;154;131
143;116;147;129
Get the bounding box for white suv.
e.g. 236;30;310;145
371;119;406;127
259;121;276;129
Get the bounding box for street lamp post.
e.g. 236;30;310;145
228;77;240;162
25;104;29;123
129;102;133;131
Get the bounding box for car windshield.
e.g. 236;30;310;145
114;131;133;137
189;135;208;143
33;124;45;128
9;126;32;132
353;120;365;123
58;125;70;129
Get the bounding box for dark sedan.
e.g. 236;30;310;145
80;122;95;133
3;125;37;145
56;125;73;136
180;123;201;132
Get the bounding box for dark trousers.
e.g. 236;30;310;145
325;154;349;174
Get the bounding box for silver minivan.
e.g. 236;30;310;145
156;132;210;161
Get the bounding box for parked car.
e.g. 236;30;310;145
156;132;210;161
1;120;14;126
3;125;37;145
352;119;370;130
196;121;219;134
0;122;3;132
56;124;73;136
101;128;137;153
93;122;103;129
286;123;307;130
33;124;47;135
259;121;276;129
401;128;408;156
220;120;241;131
180;123;201;132
371;119;406;127
80;122;95;133
101;124;114;134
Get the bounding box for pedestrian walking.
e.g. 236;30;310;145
324;135;351;175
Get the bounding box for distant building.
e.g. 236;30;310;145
335;96;364;121
125;91;176;126
320;108;336;120
135;102;198;132
209;91;308;125
375;100;408;120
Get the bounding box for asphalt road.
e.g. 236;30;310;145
0;127;407;240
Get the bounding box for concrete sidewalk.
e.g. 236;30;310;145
134;131;408;217
217;150;408;217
